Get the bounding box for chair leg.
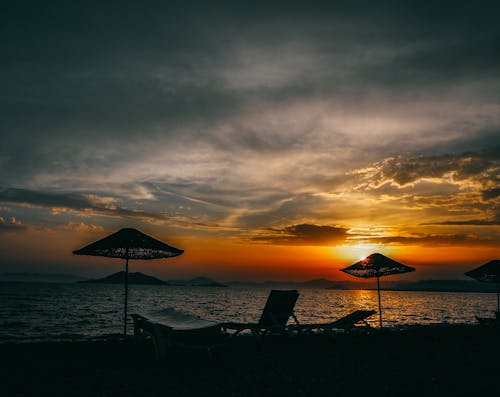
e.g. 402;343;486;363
151;325;172;360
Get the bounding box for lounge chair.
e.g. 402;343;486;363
222;289;300;336
293;309;376;334
131;311;224;360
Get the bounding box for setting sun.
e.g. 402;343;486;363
333;243;398;265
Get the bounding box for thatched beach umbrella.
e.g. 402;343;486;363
73;228;184;336
341;253;415;327
465;259;500;314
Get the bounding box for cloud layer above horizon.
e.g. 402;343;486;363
1;1;499;274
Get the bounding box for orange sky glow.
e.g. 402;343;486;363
1;225;498;282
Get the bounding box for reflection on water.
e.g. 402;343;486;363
0;282;497;342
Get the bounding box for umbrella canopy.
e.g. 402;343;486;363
341;253;415;327
341;253;415;278
73;228;184;335
73;227;184;259
465;259;500;313
465;260;500;283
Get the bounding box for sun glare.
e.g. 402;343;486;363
333;243;395;264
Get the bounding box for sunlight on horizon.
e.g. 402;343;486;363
332;243;399;264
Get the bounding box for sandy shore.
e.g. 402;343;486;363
1;324;499;396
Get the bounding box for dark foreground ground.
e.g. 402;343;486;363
1;325;499;397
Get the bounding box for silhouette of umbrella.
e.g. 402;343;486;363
73;228;183;335
341;253;415;327
465;259;500;313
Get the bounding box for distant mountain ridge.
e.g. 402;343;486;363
80;271;166;285
80;272;227;287
1;272;496;292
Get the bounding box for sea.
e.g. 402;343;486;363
0;282;497;343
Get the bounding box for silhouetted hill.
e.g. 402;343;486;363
80;272;227;287
80;271;166;285
0;272;86;283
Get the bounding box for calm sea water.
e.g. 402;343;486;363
0;282;497;342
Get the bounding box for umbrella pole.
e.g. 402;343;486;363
497;280;499;314
124;257;129;336
377;275;382;328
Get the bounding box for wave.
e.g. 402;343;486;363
147;307;219;329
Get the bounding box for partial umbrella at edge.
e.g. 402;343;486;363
465;259;500;313
341;253;415;327
73;228;184;336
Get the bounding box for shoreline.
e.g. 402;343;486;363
0;321;483;345
2;323;499;396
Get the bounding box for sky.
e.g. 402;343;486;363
1;1;499;281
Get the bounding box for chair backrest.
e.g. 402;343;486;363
258;289;299;329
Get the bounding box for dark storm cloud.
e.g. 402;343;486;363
252;223;349;245
2;1;500;179
482;188;500;201
0;188;167;221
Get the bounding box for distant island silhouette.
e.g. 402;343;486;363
79;271;166;285
79;271;228;287
1;272;497;292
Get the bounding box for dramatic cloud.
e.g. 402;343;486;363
2;1;500;190
0;216;27;234
0;188;168;222
252;224;349;245
1;1;499;277
60;222;105;233
423;205;500;226
333;148;500;226
351;148;499;190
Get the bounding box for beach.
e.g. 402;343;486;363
2;324;499;397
